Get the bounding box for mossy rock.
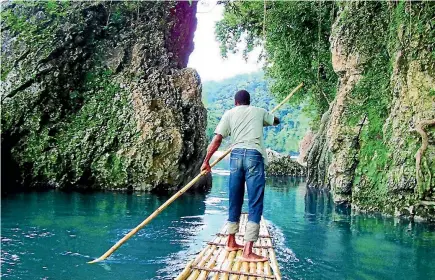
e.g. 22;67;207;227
1;1;209;193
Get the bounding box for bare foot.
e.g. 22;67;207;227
239;252;268;262
226;234;244;251
226;243;244;251
240;241;267;262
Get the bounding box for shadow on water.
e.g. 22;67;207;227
261;177;435;280
266;176;305;191
304;187;351;219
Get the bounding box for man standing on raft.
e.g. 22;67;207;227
201;90;280;262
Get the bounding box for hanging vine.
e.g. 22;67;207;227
415;119;435;198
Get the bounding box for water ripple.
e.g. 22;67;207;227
1;177;435;279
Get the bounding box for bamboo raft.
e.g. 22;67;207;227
176;214;282;280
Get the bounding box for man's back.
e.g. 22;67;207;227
215;105;274;164
201;89;279;262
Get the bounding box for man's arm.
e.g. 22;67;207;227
264;109;280;127
200;134;223;173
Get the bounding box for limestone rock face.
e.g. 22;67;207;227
307;2;434;220
1;1;209;192
266;149;306;177
307;12;365;203
297;131;314;166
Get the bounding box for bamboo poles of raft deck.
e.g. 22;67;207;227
258;222;270;279
197;237;225;280
176;224;228;280
220;250;237;280
176;214;281;280
229;217;242;280
210;244;230;280
217;220;235;280
256;246;265;280
234;214;248;280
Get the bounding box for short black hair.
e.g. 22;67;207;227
234;90;250;105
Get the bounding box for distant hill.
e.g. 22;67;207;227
202;72;310;155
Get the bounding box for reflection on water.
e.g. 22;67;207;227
2;174;435;279
1;191;209;279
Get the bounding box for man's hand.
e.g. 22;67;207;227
201;162;212;173
200;134;223;174
273;117;280;126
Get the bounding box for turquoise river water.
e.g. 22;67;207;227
2;169;435;279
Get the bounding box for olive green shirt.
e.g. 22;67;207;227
214;105;275;165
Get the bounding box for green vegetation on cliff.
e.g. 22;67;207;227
338;1;435;213
216;1;435;220
203;72;310;154
216;1;338;127
1;1;207;192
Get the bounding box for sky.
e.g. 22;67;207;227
187;2;262;82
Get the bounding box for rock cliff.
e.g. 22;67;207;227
266;149;306;176
307;2;435;221
1;1;208;192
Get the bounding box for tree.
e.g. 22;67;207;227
215;1;338;128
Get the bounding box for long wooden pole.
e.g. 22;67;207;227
88;82;304;264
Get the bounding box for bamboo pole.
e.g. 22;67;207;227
176;237;217;280
261;239;271;277
212;223;232;280
259;220;272;278
188;235;223;280
230;250;243;280
270;82;304;114
237;213;247;280
211;246;230;280
197;244;224;280
181;223;228;280
265;237;281;280
256;247;265;280
191;266;276;279
249;261;257;280
221;251;237;280
258;220;268;280
219;220;238;280
88;82;304;264
240;260;249;280
188;245;218;280
176;260;195;280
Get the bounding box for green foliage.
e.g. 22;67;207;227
343;1;435;202
345;52;392;128
340;2;394;203
215;0;433;208
44;0;69;17
1;1;69;35
216;1;338;129
203;72;310;155
1;1;70;80
334;1;389;56
13;70;136;187
104;1;156;29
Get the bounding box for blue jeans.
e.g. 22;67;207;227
228;148;265;227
